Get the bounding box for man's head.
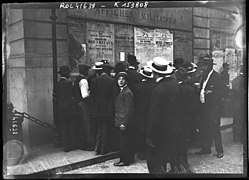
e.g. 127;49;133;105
198;55;215;77
116;72;128;88
148;57;174;79
127;53;140;69
58;65;70;79
173;57;184;70
78;64;91;76
222;63;229;71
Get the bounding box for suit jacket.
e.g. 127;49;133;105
91;74;115;117
55;78;77;117
126;68;142;92
147;77;181;150
115;86;134;127
200;70;226;116
134;79;156;132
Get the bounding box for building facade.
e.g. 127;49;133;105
5;4;245;147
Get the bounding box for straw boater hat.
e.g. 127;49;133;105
92;61;104;70
140;66;153;79
148;57;174;75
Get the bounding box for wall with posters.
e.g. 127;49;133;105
134;27;173;66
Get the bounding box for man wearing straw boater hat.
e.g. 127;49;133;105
195;55;226;158
146;57;182;174
133;66;156;160
91;62;116;155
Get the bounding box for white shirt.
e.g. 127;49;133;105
200;70;213;103
128;66;135;70
79;78;90;99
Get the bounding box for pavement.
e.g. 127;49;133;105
3;117;247;178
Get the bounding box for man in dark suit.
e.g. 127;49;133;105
126;53;142;92
146;57;182;175
91;63;116;155
174;67;195;173
114;72;135;166
133;66;156;159
195;55;226;158
54;65;78;152
74;64;95;151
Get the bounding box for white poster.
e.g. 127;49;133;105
225;48;238;82
134;27;173;66
212;50;224;73
86;22;114;66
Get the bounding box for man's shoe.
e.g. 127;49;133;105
217;152;224;158
113;161;129;166
195;149;211;155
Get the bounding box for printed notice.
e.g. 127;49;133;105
134;27;173;66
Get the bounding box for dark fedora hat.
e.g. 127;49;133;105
127;53;140;66
199;55;216;65
58;65;70;75
175;67;189;81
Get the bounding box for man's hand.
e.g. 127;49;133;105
120;124;126;131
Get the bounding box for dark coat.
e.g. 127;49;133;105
55;78;77;117
200;70;226;118
134;79;156;133
115;86;134;127
147;77;181;157
126;68;142;92
91;74;116;117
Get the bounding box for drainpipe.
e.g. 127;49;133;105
49;8;58;132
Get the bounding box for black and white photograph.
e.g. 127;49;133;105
2;1;247;179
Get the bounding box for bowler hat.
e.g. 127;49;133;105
127;53;140;66
58;65;70;75
175;67;189;81
140;66;153;79
101;60;109;64
199;55;216;65
148;57;174;75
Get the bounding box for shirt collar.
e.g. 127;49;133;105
156;75;171;83
120;84;127;91
142;79;147;82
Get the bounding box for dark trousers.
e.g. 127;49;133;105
119;127;134;164
59;116;78;151
95;117;112;153
199;108;223;153
78;101;94;148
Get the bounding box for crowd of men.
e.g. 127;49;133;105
53;53;245;174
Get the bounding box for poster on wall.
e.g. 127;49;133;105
212;50;224;73
86;22;114;66
134;27;173;66
225;48;238;82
